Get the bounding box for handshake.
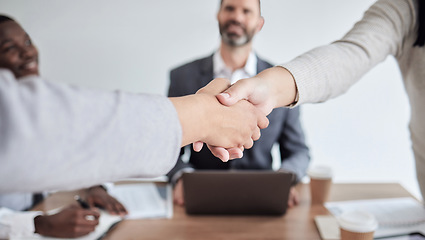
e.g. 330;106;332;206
170;66;296;162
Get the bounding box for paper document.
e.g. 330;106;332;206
11;182;172;240
108;182;173;219
323;197;425;238
10;211;121;240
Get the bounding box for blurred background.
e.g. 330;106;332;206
1;0;418;199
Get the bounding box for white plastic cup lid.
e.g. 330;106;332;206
337;211;378;233
307;165;333;179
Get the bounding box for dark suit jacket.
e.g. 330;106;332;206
167;54;310;182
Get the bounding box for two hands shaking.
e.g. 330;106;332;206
176;66;296;162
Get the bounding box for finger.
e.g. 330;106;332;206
207;145;230;162
257;113;269;130
83;209;100;220
216;80;251;106
114;202;128;216
106;198;125;215
193;141;204;152
78;213;99;227
251;127;261;141
86;197;95;207
293;190;300;206
196;78;231;95
108;202;120;215
116;202;128;215
173;182;185;206
82;216;100;226
104;202;117;215
288;197;295;208
227;147;243;160
176;195;185;206
243;138;254;150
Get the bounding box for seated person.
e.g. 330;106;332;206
167;0;310;208
0;15;127;238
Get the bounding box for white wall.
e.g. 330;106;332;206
1;0;419;199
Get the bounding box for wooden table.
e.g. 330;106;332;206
36;183;414;240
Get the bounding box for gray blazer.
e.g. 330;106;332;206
167;54;310;182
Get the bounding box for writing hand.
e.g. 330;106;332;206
34;205;100;238
86;185;128;216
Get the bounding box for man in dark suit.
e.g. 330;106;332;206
167;0;310;208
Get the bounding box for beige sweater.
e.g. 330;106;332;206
281;0;425;198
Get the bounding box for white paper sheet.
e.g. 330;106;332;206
108;183;172;219
324;197;425;238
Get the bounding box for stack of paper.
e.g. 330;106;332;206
315;197;425;239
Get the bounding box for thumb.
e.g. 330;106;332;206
197;78;231;95
216;79;250;106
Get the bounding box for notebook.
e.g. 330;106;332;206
182;170;294;215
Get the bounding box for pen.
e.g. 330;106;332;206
74;195;90;209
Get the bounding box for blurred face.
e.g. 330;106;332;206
217;0;264;47
0;20;39;78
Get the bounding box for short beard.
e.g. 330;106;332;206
221;32;250;46
219;21;255;47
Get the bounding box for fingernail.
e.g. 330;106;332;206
219;92;230;98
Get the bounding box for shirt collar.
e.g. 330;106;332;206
213;50;257;79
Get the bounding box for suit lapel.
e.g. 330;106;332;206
198;54;214;90
256;56;272;73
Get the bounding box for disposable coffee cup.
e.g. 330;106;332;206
307;165;332;205
338;211;378;240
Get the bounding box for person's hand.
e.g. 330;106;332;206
191;78;269;161
200;93;267;148
86;186;128;216
173;179;185;206
34;205;100;238
217;66;298;115
171;78;269;162
287;186;300;208
200;67;297;161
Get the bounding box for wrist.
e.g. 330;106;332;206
195;93;214;142
34;215;48;234
258;66;297;108
170;94;210;147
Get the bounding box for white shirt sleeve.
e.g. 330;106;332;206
0;69;182;193
0;208;42;238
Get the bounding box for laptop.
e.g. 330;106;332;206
182;170;294;215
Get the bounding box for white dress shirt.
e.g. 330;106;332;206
213;50;257;83
0;193;43;238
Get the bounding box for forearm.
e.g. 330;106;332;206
0;70;181;192
169;94;208;147
255;66;298;108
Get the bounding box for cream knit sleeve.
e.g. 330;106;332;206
280;0;416;105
